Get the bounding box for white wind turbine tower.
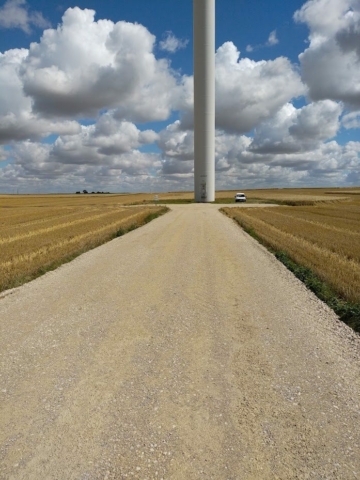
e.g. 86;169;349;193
193;0;215;202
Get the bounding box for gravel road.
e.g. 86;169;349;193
1;204;360;480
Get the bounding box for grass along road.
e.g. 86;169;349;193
0;204;360;479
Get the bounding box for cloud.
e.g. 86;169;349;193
0;146;7;161
294;0;352;40
0;48;33;119
0;7;184;144
342;111;360;129
215;137;360;189
156;121;195;179
335;8;360;58
295;0;360;108
162;158;193;176
0;113;161;191
154;94;353;189
158;121;194;160
0;0;50;33
214;42;304;133
159;31;189;53
20;7;180;120
0;10;303;144
0;112;80;143
51;114;158;163
0;48;81;143
179;42;304;132
246;29;279;52
45;113;159;168
0;5;359;193
267;30;279;46
2;119;359;192
249;100;342;154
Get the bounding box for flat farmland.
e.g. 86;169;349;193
238;187;353;205
1;187;359;297
223;193;360;308
0;194;167;293
128;187;354;205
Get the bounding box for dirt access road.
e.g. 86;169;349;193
1;204;360;480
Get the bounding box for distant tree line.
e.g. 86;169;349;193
76;190;111;194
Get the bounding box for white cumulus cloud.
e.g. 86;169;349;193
20;7;180;120
214;42;305;133
158;121;194;161
0;0;50;33
159;31;189;53
342;111;360;129
295;0;360;108
0;4;359;193
51;114;158;163
0;48;81;143
250;100;342;154
1;114;161;191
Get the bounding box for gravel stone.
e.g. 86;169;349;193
0;204;359;479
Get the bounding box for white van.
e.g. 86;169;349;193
234;192;247;203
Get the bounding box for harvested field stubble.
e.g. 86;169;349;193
222;199;360;307
239;187;355;205
125;187;355;205
0;195;167;292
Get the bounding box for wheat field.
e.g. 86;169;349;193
0;194;167;292
237;187;352;205
1;188;360;295
223;192;360;304
130;187;356;205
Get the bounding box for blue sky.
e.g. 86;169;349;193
0;0;359;193
1;1;308;71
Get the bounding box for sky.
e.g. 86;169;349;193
0;0;359;193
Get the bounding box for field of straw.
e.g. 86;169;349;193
223;190;360;305
0;194;167;293
127;187;355;205
1;187;360;297
235;187;352;205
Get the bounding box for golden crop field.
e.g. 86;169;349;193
140;187;356;205
226;187;357;205
0;194;167;293
223;191;360;305
1;187;359;297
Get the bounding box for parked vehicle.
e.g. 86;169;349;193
234;192;247;202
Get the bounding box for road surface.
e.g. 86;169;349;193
1;204;360;479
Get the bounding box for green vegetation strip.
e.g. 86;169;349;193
224;210;360;333
2;208;169;294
